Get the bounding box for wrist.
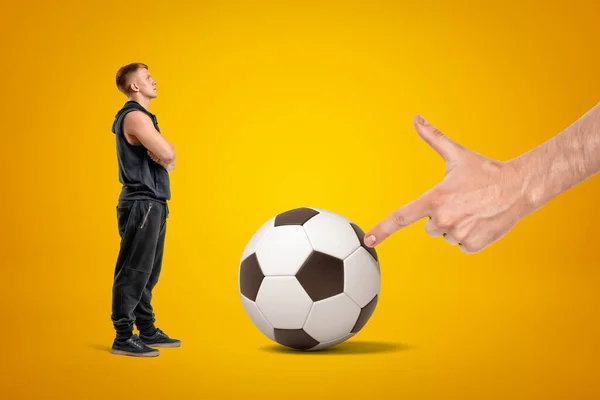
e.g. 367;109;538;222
500;156;540;219
508;136;571;215
504;102;600;220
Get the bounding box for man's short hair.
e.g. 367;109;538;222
116;63;148;94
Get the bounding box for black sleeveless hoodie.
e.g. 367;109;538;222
111;100;171;202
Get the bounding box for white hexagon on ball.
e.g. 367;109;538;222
255;276;313;329
344;247;380;308
303;293;361;343
303;212;360;260
240;217;274;263
240;295;275;341
255;226;313;276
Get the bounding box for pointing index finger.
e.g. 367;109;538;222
364;191;434;247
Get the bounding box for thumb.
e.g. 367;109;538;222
413;115;460;162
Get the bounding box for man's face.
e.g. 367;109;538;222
130;68;157;98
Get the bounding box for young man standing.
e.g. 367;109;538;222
110;63;181;357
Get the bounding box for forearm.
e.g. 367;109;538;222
148;147;176;172
158;158;176;172
513;101;600;211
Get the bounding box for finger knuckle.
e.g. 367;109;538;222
429;194;446;209
391;212;406;227
434;215;453;230
431;127;445;140
451;230;468;243
460;240;478;253
462;237;489;253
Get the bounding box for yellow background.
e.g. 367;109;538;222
2;0;599;398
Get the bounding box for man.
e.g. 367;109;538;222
110;62;181;357
364;102;600;253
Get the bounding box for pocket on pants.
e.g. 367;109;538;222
116;201;136;237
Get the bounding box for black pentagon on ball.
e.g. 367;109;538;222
274;207;319;226
239;253;264;301
296;251;344;302
274;328;319;350
351;294;378;333
350;222;378;261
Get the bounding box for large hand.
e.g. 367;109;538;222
148;149;176;172
364;115;530;254
147;150;160;162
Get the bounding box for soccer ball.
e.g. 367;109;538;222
238;207;380;351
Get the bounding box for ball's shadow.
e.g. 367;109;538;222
260;340;414;355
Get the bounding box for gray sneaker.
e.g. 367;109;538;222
111;334;160;357
140;328;182;348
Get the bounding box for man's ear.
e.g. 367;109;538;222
130;82;139;92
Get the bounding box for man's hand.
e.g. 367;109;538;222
148;150;176;172
148;150;160;162
364;115;530;254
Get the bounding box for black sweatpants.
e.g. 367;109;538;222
111;199;169;340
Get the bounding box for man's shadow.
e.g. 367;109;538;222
88;344;112;353
259;341;414;355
